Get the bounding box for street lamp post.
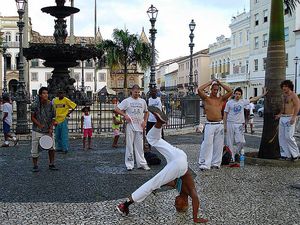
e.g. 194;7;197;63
294;56;299;93
194;69;198;93
187;19;196;96
147;4;158;92
15;0;29;134
2;41;8;94
80;38;87;92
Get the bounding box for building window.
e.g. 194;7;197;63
263;9;268;23
31;59;39;67
232;34;236;46
31;72;38;81
263;58;267;70
239;32;243;45
212;62;214;74
85;72;93;82
284;27;289;42
85;60;93;67
15;34;20;42
45;72;52;81
246;30;250;42
254;36;259;49
262;34;268;47
117;79;123;88
5;32;11;42
246;60;249;73
255;13;259;26
128;78;135;88
254;59;258;71
286;53;288;67
255;0;259;3
98;73;106;82
219;60;222;73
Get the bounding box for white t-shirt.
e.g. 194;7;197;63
117;97;148;132
246;102;255;115
83;115;92;129
148;97;162;122
224;99;250;123
2;102;13;126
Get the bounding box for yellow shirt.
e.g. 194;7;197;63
53;97;77;123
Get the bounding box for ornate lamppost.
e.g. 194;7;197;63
194;69;198;93
2;41;8;94
187;19;196;95
147;5;158;91
294;56;299;93
15;0;29;134
80;38;87;92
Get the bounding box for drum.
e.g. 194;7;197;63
39;135;54;150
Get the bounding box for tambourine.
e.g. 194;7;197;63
39;135;54;150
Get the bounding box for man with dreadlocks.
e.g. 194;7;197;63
30;87;57;172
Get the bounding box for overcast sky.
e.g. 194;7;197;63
1;0;249;62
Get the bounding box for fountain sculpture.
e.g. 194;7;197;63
24;0;104;103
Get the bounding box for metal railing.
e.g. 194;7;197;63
0;95;197;134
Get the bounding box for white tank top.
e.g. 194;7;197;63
83;115;92;129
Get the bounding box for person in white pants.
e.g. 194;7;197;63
198;79;233;170
116;106;208;223
275;80;300;160
115;85;150;171
224;87;267;161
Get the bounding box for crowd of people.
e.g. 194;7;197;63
0;79;299;223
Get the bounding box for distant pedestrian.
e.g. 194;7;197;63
116;106;208;223
275;80;300;161
52;90;77;154
114;85;150;171
224;88;267;162
197;79;232;170
244;97;255;134
81;106;93;150
1;94;18;147
112;110;123;148
30;87;57;172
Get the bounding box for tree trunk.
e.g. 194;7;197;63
258;0;285;159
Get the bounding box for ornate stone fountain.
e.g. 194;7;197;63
24;0;103;103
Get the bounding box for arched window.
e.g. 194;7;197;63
5;32;11;42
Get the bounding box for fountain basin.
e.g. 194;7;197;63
42;6;79;18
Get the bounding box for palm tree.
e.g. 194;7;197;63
258;0;299;159
98;28;151;96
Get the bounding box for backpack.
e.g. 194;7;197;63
221;145;232;165
144;151;161;165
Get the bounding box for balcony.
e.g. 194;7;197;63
225;73;250;83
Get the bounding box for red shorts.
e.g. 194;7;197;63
83;128;93;137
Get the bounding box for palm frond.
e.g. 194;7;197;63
283;0;300;15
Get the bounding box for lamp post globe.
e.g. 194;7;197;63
147;4;158;92
15;0;29;134
188;19;196;96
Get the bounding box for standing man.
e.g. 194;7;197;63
275;80;300;160
2;94;18;147
31;87;57;172
116;106;208;223
52;90;77;154
115;85;150;171
197;79;232;170
146;88;163;150
224;88;267;162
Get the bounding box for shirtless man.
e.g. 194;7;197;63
197;79;232;170
275;80;300;160
116;106;208;223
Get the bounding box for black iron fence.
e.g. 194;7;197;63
0;95;199;134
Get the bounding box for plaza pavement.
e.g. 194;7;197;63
0;116;300;225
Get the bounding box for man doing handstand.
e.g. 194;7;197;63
116;106;208;223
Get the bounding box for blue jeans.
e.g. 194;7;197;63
55;119;69;152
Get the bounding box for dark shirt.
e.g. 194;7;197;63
31;98;55;133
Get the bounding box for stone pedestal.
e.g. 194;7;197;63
181;95;200;125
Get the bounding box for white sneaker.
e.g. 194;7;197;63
142;165;151;170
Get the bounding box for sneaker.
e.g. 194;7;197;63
140;165;151;170
291;157;299;162
148;106;168;124
1;143;9;147
211;166;220;169
12;137;19;146
116;203;129;216
49;165;58;170
127;168;133;171
32;166;39;172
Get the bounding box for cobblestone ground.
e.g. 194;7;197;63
0;119;300;225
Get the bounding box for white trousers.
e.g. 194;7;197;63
226;122;245;160
199;123;224;169
125;125;148;169
132;126;188;203
278;116;299;158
